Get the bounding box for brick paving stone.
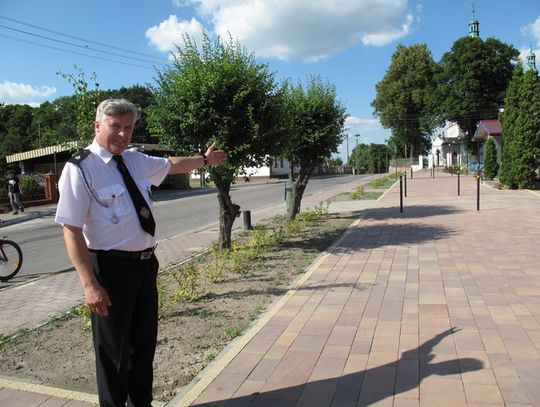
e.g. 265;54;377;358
171;174;540;406
463;383;505;405
295;379;339;407
260;351;319;392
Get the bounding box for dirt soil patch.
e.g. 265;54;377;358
0;210;360;402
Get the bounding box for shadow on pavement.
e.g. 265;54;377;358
192;328;483;406
332;222;456;254
358;205;463;221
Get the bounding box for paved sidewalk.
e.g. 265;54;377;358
0;176;370;406
168;172;540;406
3;173;540;406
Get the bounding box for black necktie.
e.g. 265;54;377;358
112;155;156;236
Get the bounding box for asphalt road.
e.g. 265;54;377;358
0;174;369;286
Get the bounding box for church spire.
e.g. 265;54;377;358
527;46;538;75
469;2;480;38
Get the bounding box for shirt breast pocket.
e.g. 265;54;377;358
95;184;130;217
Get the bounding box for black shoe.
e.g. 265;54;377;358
12;211;18;215
20;208;24;212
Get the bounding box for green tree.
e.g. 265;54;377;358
282;76;347;220
328;156;343;166
31;101;68;148
148;34;285;248
57;65;104;146
499;65;540;189
372;44;439;159
350;143;389;174
350;143;370;173
0;104;34;169
483;137;499;180
281;76;347;220
433;36;519;152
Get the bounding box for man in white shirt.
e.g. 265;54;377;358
55;98;226;407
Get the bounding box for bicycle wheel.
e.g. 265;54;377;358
0;240;23;281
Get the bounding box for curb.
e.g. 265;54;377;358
0;210;56;228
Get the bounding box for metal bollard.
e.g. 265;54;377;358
410;168;413;179
243;210;252;230
457;170;460;196
399;176;403;213
476;175;480;211
404;173;407;197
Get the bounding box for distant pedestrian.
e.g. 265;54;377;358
55;98;227;406
6;170;24;215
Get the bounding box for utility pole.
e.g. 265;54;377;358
354;134;360;174
346;135;350;165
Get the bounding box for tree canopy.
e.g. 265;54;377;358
148;33;285;248
371;44;439;158
432;36;519;150
499;65;540;189
281;76;347;219
350;143;389;174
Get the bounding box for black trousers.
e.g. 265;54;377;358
89;251;159;407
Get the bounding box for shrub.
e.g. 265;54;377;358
19;174;45;196
350;186;365;200
170;264;204;302
483;138;499;180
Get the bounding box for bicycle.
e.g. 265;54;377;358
0;237;23;281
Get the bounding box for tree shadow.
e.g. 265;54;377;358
203;282;371;303
192;328;483;406
358;205;463;221
325;222;456;255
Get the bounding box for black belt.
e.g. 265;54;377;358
89;247;156;260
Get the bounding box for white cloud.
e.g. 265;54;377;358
522;15;540;46
145;15;205;57
345;116;381;132
155;0;414;61
344;115;390;145
0;81;56;105
520;15;540;69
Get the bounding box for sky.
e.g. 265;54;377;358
1;0;539;162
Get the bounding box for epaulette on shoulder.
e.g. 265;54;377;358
68;149;91;165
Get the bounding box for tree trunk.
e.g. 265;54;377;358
287;166;311;221
215;180;240;249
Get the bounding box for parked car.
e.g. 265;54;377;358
468;161;484;172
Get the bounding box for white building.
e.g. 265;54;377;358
429;122;467;168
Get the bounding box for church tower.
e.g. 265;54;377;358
527;46;538;75
469;3;480;38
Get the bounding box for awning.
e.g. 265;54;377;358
5;142;172;164
5;141;80;164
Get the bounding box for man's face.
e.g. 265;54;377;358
95;114;135;155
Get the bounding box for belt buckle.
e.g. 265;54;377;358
140;251;153;260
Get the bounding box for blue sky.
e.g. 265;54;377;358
1;0;539;161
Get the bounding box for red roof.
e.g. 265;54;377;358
478;119;502;135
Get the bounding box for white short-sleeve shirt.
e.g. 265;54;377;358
55;140;171;251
